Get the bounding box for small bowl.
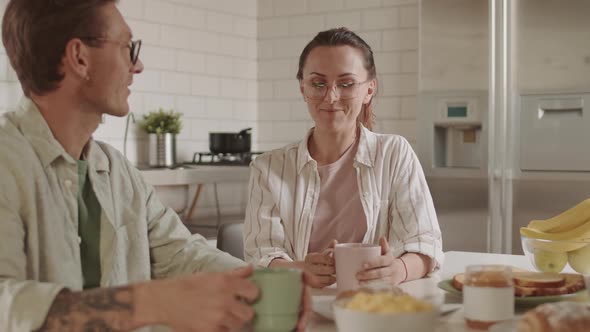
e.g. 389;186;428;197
332;290;438;332
521;235;590;274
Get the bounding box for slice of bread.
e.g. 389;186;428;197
515;274;584;297
452;273;466;291
513;272;566;288
450;272;585;297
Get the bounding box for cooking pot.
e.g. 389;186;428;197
209;128;252;154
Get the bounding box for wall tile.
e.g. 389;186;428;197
140;46;176;71
259;18;289;39
307;0;344;13
206;12;235;34
288;15;325;36
175;6;206;30
159;25;193;50
400;51;418;73
361;7;398;30
344;0;381;9
191;75;221;97
326;12;362;31
273;0;306;16
380;73;418;96
400;96;416;119
145;0;176;24
382;28;418;51
127;20;160;45
160;71;191;94
399;5;419;28
205;98;234;119
176;96;206;118
118;0;145;19
132;70;161;92
176;51;205;74
258;0;274;18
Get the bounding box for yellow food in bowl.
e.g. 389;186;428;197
344;292;433;314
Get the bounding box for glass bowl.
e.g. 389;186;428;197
521;235;590;274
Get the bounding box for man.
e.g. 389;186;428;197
0;1;309;331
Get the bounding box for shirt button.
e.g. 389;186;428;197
77;236;82;244
363;192;370;197
64;180;73;188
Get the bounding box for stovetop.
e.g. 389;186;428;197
184;151;264;166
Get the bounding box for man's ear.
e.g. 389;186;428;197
63;38;91;80
363;79;377;104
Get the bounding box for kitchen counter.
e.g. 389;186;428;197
137;164;251;186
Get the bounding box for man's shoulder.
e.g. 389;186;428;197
0;112;35;164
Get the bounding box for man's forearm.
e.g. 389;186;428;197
35;284;151;332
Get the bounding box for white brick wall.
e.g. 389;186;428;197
257;0;420;147
0;0;257;221
0;0;421;221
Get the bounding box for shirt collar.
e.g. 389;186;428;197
14;97;110;172
296;123;376;174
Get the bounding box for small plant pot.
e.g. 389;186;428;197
148;133;176;167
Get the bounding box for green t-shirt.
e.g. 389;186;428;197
77;160;102;289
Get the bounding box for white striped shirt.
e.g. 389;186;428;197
244;125;444;269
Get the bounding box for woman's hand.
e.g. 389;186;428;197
356;237;406;286
303;240;337;288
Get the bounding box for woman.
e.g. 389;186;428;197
244;28;443;288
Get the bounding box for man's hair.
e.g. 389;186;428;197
2;0;117;96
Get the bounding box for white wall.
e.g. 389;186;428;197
0;0;258;164
257;0;420;147
0;0;419;221
0;0;257;221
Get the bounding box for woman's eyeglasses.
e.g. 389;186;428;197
301;79;370;100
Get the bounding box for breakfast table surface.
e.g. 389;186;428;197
307;250;586;332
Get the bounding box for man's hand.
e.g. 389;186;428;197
145;265;259;332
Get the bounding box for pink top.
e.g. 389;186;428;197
307;139;367;253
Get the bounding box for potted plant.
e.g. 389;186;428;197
140;108;183;167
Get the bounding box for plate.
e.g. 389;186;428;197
312;295;335;320
437;279;587;305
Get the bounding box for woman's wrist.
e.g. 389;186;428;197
387;257;408;285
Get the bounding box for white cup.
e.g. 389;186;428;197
334;243;381;293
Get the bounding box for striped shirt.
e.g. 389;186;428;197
244;125;444;269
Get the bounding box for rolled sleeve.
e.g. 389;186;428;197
389;140;444;270
141;172;246;277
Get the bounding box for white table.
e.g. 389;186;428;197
138;165;250;186
308;251;587;332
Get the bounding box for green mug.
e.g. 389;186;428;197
249;268;303;332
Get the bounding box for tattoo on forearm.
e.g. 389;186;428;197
35;286;135;332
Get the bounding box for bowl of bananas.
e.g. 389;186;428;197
520;198;590;274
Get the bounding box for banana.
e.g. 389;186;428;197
523;236;587;253
520;221;590;241
527;198;590;233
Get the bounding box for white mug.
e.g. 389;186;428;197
334;243;381;293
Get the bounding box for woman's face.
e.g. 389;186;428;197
299;45;376;134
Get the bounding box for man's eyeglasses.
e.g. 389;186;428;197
301;79;370;100
80;37;142;65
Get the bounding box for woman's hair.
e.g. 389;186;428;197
296;27;377;130
2;0;116;97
